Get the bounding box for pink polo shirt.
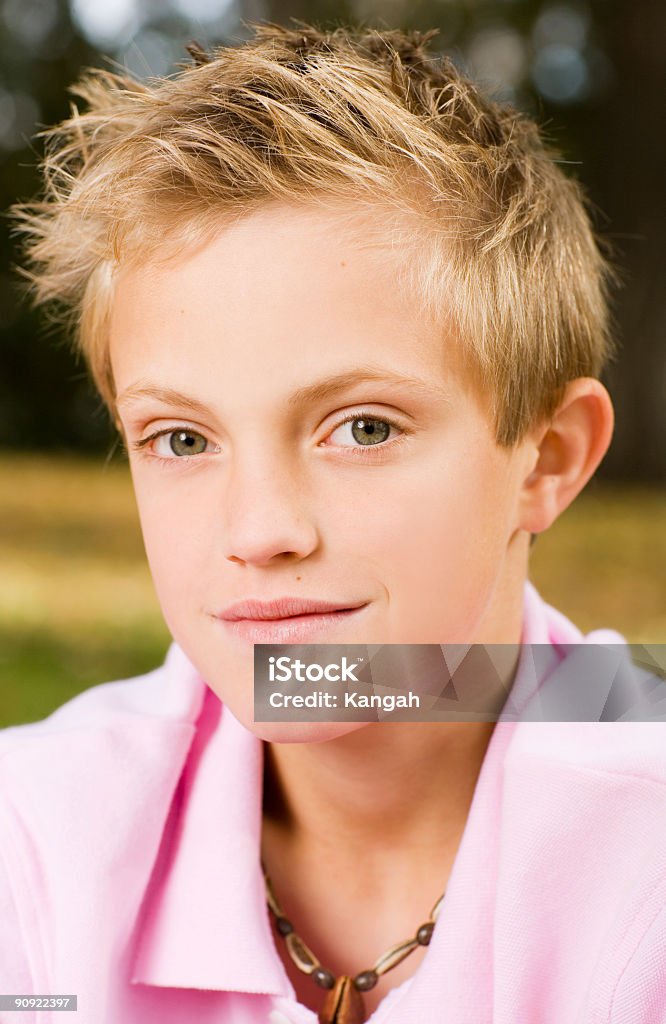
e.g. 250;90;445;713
1;580;665;1024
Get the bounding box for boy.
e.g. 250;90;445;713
2;22;664;1024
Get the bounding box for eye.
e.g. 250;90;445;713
158;429;208;457
140;428;210;458
326;415;402;448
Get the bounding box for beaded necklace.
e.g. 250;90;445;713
263;865;444;1024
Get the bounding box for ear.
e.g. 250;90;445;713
517;378;615;536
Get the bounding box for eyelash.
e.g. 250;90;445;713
131;410;409;464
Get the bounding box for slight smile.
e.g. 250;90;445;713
214;597;370;645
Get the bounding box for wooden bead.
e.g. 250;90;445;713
353;969;378;991
373;937;419;975
285;931;318;972
318;975;365;1024
312;966;335;989
416;921;434;945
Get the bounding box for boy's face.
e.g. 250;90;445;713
111;201;537;740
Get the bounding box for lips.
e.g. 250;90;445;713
218;597;368;621
215;597;369;644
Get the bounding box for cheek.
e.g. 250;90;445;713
362;451;515;639
130;471;214;621
352;447;508;562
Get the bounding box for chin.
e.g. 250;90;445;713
242;718;369;745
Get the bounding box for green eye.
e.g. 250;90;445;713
168;430;208;456
350;419;391;445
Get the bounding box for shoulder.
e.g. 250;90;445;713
0;644;207;852
582;850;666;1022
608;897;666;1021
0;642;207;872
509;638;666;780
0;645;208;988
499;639;666;1021
0;642;206;760
0;642;206;852
0;843;33;989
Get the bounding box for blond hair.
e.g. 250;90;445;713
11;20;618;446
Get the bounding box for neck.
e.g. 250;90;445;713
259;560;529;1010
262;717;499;878
261;565;527;877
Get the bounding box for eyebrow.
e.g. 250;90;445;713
116;367;451;415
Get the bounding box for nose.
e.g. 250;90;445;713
221;450;320;567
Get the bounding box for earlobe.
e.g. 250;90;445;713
518;378;615;537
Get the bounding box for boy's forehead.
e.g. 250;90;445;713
113;203;385;316
115;198;420;296
110;199;480;414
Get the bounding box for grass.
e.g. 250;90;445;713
1;453;664;727
0;454;171;727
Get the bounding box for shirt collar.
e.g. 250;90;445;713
129;579;574;994
130;678;287;994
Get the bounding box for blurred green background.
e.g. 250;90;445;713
1;0;664;725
